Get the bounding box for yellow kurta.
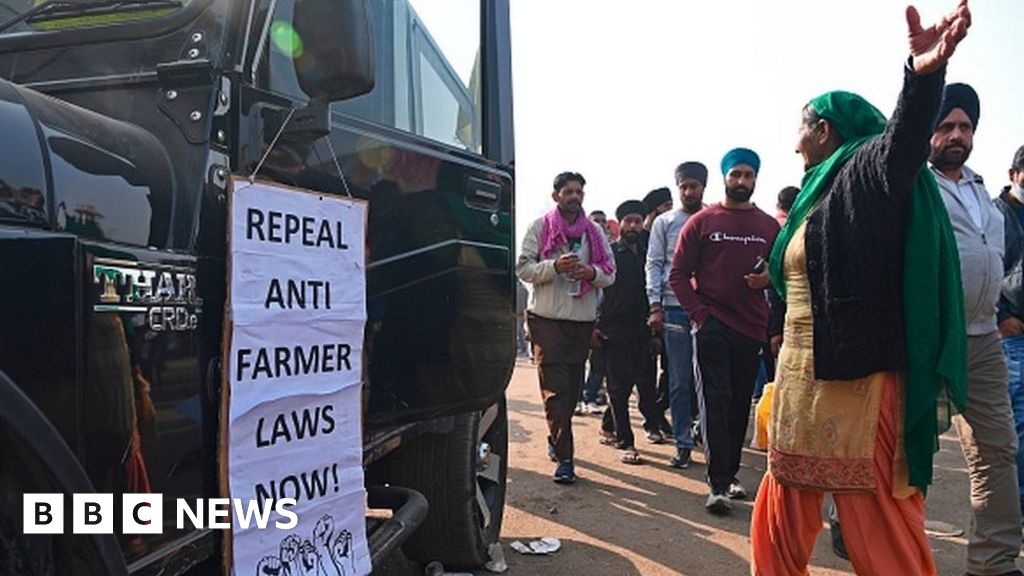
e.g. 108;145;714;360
768;223;912;496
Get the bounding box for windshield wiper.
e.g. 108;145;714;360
0;0;181;34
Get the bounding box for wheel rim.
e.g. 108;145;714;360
475;402;504;531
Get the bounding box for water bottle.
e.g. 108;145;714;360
566;278;582;297
566;238;582;296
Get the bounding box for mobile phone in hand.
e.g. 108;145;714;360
752;256;766;274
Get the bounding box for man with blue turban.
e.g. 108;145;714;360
719;148;760;190
669;148;780;515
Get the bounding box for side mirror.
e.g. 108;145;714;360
292;0;375;102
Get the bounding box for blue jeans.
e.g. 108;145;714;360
582;346;606;404
664;306;695;449
1002;334;1024;515
753;356;768;399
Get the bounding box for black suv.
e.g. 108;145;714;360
0;0;515;573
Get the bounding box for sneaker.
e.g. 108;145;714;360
553;460;576;484
547;442;557;462
727;480;748;500
691;420;703;447
705;491;733;515
645;430;666;444
669;448;692;469
583;401;601;415
573;402;585;416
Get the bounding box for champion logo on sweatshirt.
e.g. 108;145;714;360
708;231;768;245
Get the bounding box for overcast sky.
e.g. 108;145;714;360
509;1;1024;240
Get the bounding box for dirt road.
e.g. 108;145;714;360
381;360;996;575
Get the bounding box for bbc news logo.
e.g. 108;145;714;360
23;494;298;534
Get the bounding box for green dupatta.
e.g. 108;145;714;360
768;91;967;489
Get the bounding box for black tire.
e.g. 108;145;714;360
0;372;127;576
0;422;107;576
0;462;58;576
389;400;508;568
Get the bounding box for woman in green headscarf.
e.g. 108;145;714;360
750;3;971;575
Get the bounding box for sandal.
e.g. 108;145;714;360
598;430;618;446
619;447;642;465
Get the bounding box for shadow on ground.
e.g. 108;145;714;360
375;365;980;576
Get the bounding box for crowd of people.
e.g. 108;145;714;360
515;1;1024;574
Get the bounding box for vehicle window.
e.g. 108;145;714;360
259;0;482;154
0;0;187;35
407;0;481;152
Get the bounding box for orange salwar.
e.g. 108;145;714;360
750;378;935;575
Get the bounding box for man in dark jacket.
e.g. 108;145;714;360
639;186;674;442
996;144;1024;525
595;200;654;466
578;209;613;414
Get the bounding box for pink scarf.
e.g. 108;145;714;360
539;207;614;298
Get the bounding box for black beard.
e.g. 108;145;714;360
725;185;753;203
930;142;972;171
683;196;703;212
622;231;639;244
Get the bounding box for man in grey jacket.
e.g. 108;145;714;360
931;83;1023;576
646;161;707;468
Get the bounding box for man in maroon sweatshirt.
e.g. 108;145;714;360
669;147;780;515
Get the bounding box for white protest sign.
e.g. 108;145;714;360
229;388;368;576
225;179;371;576
228;181;366;418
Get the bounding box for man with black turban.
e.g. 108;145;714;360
642;186;673;234
646;161;708;468
593;200;653;465
930;82;1023;576
750;2;971;574
637;186;675;443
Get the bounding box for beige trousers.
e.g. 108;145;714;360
954;330;1022;575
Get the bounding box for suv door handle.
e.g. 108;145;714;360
464;177;501;212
